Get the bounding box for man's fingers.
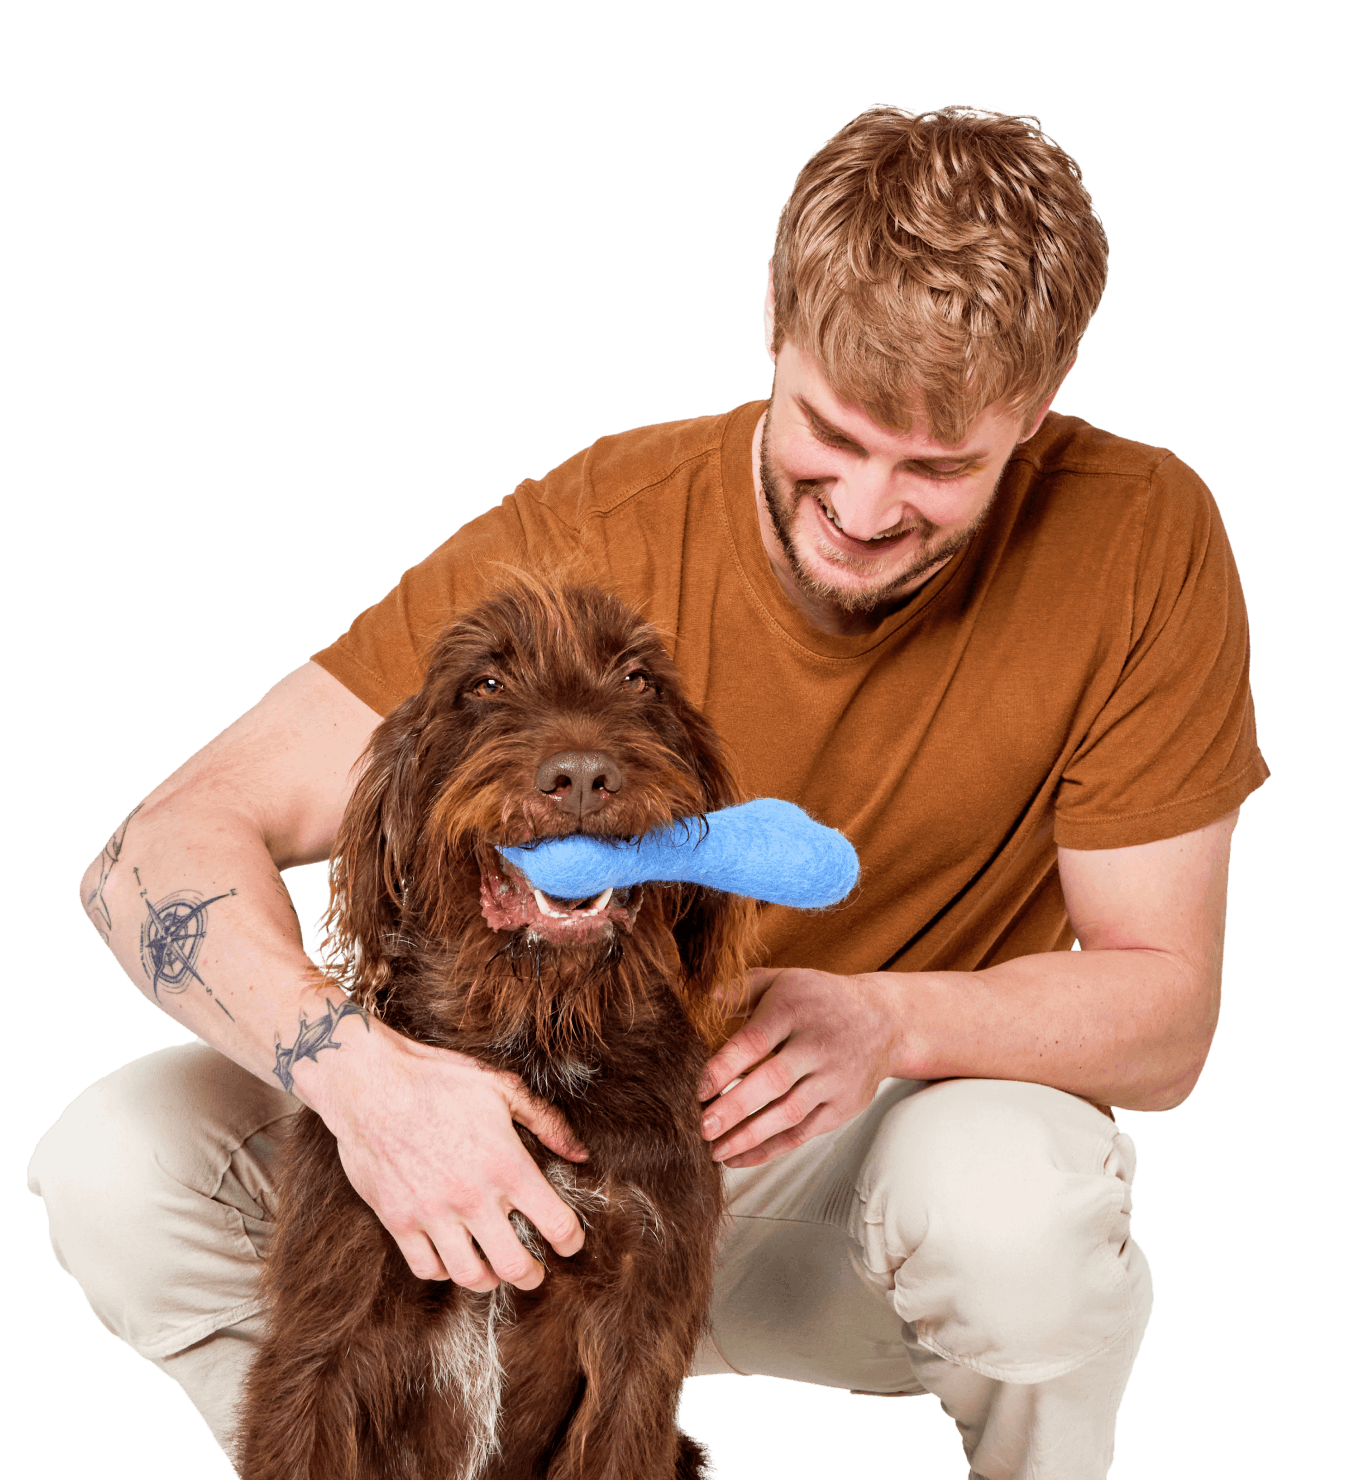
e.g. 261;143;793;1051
708;1081;827;1163
393;1227;505;1290
714;1097;844;1169
698;1029;777;1104
470;1219;547;1292
700;1049;803;1140
698;993;793;1100
392;1229;451;1282
508;1088;589;1163
508;1164;586;1259
426;1225;501;1292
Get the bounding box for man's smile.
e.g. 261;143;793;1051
808;490;920;559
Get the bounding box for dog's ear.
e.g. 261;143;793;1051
668;694;744;817
670;886;761;1051
662;695;762;1049
323;694;430;1014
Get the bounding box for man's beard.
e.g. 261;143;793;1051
758;417;999;618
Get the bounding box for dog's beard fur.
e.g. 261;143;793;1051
237;579;755;1480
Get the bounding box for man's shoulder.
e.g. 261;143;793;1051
1012;412;1178;482
524;402;764;520
999;410;1232;617
1010;412;1220;545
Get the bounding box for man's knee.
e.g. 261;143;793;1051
30;1042;293;1234
850;1078;1149;1381
29;1043;294;1357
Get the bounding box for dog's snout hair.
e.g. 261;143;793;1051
238;578;758;1480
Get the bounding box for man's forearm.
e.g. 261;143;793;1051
882;945;1219;1112
701;818;1233;1166
79;794;367;1108
78;780;593;1290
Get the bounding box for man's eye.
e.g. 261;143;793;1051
472;676;505;696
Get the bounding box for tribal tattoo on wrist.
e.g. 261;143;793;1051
272;997;371;1095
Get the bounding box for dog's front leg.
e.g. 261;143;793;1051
544;1260;712;1480
237;1109;440;1480
240;1268;467;1480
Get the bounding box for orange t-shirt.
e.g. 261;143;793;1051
313;400;1268;977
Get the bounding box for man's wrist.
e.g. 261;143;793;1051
855;968;954;1083
275;987;382;1117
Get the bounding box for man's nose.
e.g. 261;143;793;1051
825;466;904;541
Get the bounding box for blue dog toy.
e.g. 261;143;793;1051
496;797;858;909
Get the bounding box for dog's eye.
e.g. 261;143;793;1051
623;670;652;693
471;675;506;697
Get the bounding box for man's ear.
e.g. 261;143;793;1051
764;262;776;363
1019;355;1077;442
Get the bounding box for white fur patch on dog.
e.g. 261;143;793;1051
544;1160;611;1227
429;1283;515;1480
545;1161;663;1243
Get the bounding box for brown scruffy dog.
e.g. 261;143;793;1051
237;580;756;1480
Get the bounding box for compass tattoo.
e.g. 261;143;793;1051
138;883;237;1019
83;805;142;943
272;997;371;1094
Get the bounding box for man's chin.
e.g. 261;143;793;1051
787;535;949;615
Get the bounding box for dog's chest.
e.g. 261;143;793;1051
495;1008;717;1220
511;1017;708;1152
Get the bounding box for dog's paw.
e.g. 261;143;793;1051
674;1426;719;1474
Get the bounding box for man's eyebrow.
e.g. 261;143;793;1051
795;397;989;464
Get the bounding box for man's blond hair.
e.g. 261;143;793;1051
771;106;1108;443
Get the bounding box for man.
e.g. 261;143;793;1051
30;107;1266;1478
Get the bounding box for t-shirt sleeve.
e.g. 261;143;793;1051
307;411;737;718
311;483;586;717
1053;454;1268;849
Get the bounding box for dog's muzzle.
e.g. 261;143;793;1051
478;858;640;943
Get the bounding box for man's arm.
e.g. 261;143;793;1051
80;660;587;1288
697;810;1237;1167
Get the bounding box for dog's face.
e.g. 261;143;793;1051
328;581;752;1036
426;583;732;947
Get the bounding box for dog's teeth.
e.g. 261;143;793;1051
531;885;613;921
531;888;568;919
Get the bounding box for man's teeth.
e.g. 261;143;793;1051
821;503;895;540
531;886;614;920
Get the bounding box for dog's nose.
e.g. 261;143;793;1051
536;751;623;818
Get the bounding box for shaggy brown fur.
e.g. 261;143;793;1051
237;580;757;1480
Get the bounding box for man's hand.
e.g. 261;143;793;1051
697;968;903;1169
301;1021;589;1291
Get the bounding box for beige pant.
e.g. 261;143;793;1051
28;1044;1151;1478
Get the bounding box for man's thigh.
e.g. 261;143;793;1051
696;1077;926;1392
32;1051;1142;1401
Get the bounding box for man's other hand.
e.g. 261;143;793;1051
697;967;901;1168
